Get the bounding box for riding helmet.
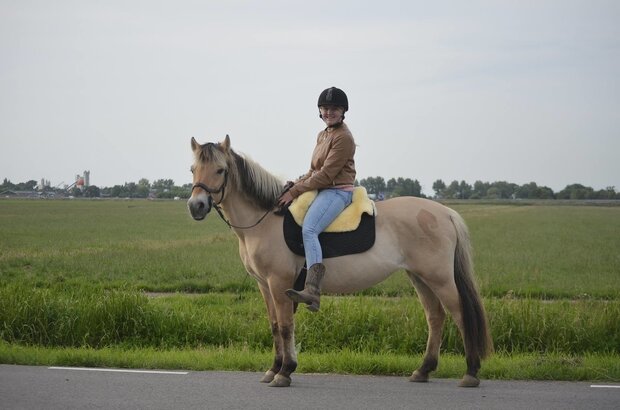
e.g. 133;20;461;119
318;87;348;112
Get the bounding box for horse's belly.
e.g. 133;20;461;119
322;247;404;294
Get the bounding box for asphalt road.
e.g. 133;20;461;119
1;364;618;409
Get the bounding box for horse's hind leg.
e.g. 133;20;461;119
433;280;482;387
407;272;446;383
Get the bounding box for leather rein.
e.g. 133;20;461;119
191;171;271;230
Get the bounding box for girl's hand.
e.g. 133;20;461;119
278;191;294;206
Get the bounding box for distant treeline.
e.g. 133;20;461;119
2;177;619;200
1;178;190;199
358;177;619;200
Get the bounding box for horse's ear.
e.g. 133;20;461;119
191;137;200;152
221;134;231;152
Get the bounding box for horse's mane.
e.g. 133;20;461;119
231;150;283;210
197;143;283;210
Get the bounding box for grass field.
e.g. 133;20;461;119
1;199;619;381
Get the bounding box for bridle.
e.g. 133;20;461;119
192;170;228;206
191;170;271;230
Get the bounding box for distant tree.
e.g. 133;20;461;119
84;185;101;198
486;186;501;199
107;185;124;197
138;178;150;188
360;176;386;195
390;177;423;197
538;186;555;199
444;180;460;199
458;180;472;199
152;179;175;191
515;182;536;199
592;186;617;199
441;180;472;199
1;178;14;190
69;186;83;197
557;184;594;200
471;180;489;199
124;182;138;197
486;181;517;199
135;178;149;197
16;180;38;191
432;179;446;198
386;178;397;193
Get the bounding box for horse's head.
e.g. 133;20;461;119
187;135;231;221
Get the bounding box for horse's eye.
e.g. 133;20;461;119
190;166;195;174
216;168;225;175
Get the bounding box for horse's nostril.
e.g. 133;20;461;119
197;201;204;210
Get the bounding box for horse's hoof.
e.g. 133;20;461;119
268;374;291;387
260;370;276;383
409;370;429;383
458;374;480;387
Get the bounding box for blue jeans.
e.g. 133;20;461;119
302;188;353;267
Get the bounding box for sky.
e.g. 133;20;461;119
1;0;619;195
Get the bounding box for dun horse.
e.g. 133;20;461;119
187;136;492;388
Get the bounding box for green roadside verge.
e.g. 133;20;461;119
1;341;618;382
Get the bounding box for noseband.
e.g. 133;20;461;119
192;171;228;205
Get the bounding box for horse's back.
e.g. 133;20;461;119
374;196;460;272
375;196;457;225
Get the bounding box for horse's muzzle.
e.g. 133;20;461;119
187;195;212;221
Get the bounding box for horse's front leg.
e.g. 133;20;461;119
265;277;297;387
257;284;283;384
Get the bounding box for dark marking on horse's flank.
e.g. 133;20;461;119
417;209;441;247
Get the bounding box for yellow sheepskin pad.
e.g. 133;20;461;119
289;186;376;233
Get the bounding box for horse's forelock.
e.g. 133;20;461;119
196;143;228;169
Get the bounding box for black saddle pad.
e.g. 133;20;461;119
283;209;376;258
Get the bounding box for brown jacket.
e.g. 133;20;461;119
289;122;356;198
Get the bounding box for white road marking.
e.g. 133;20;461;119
590;385;620;389
49;366;188;375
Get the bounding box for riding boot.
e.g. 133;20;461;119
285;263;325;312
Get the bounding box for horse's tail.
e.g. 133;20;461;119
450;212;493;360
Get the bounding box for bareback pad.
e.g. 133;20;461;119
288;186;376;232
283;187;376;259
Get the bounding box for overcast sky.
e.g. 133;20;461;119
1;0;618;194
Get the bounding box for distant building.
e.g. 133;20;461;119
1;190;41;198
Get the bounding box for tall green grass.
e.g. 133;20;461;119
2;286;618;355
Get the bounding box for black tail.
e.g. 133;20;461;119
451;214;493;362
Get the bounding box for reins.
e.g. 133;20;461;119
214;205;271;230
192;170;272;230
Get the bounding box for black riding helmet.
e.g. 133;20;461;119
317;87;348;112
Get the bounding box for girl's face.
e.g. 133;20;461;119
319;105;345;127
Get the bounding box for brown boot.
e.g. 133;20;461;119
285;263;325;312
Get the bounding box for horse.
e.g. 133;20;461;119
187;135;492;388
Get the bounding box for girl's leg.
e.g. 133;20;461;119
301;188;353;266
286;189;353;311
